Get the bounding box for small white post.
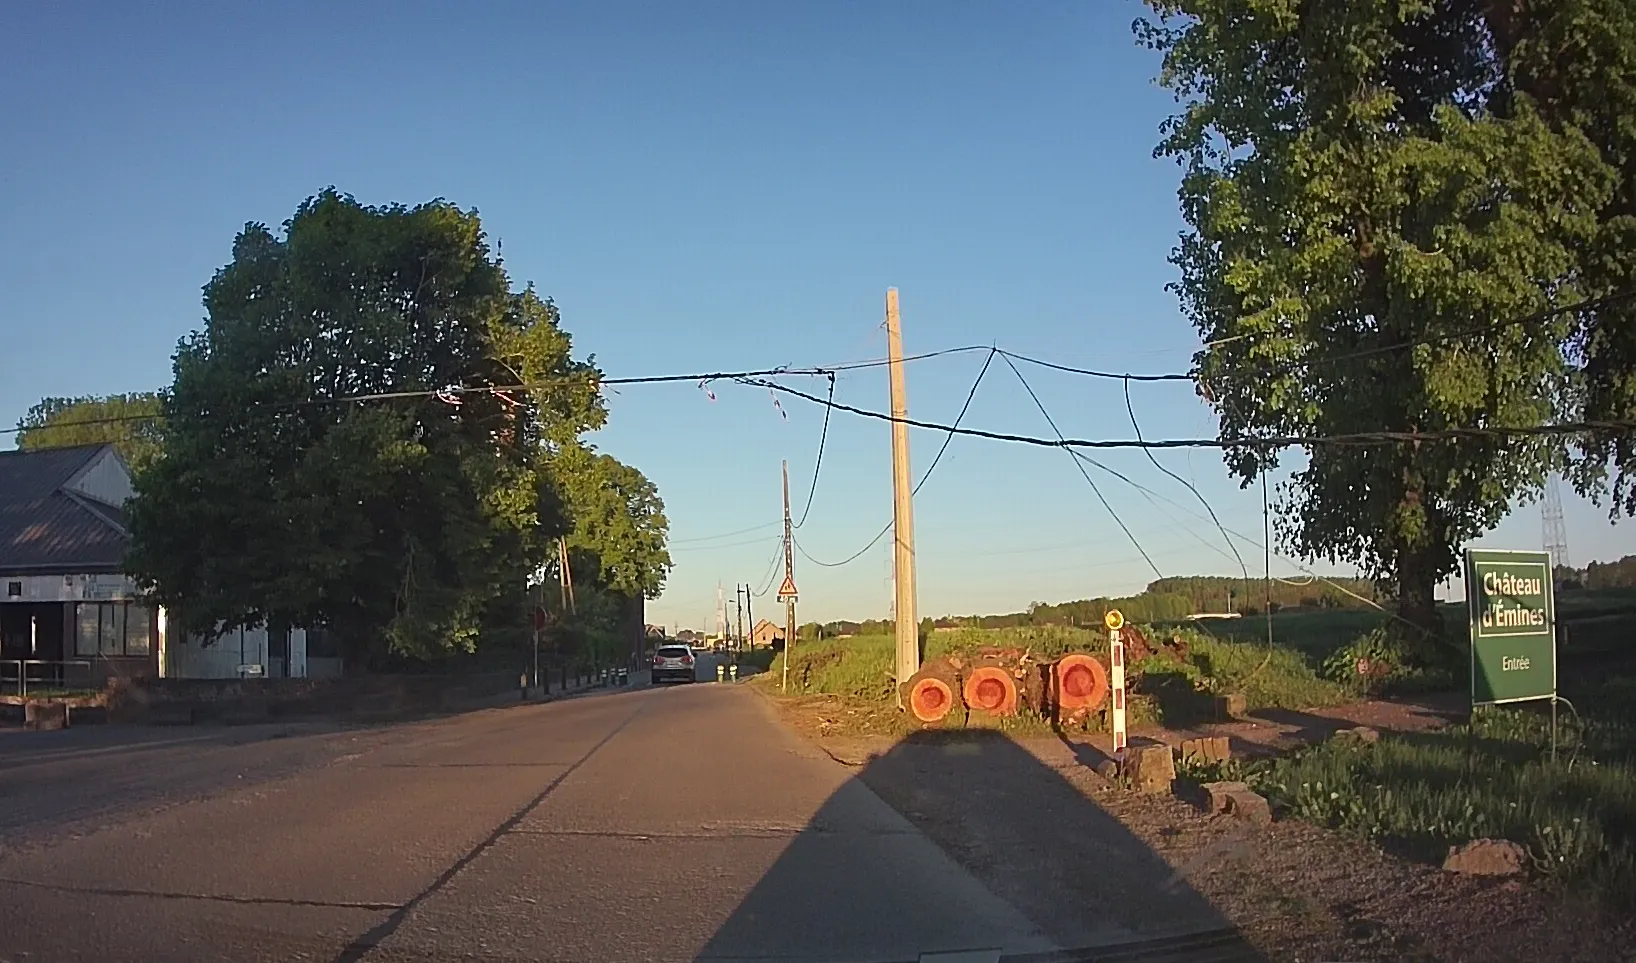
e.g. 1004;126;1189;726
1106;610;1127;761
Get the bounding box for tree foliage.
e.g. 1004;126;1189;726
127;191;606;665
550;442;672;600
16;393;165;474
1493;2;1636;513
1139;1;1624;639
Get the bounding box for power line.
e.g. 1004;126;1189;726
793;348;999;568
668;534;783;554
17;332;1636;451
1194;289;1636;381
1064;449;1432;639
749;538;786;597
998;350;1192;382
792;372;835;529
0;347;994;439
999;353;1164;581
753;377;1636;449
668;521;782;545
995;290;1636;388
1122;376;1249;584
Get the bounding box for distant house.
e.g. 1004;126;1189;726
750;618;784;648
0;444;327;684
0;445;157;688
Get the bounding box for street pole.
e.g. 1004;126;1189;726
885;288;919;702
744;583;754;651
735;588;745;652
781;459;797;694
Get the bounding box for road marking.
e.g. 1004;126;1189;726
0;875;401;912
329;703;647;963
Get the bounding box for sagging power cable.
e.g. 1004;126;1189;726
999;352;1164;581
792;348;998;568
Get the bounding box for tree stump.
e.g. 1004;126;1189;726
963;663;1019;717
901;657;961;724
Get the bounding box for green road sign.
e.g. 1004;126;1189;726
1465;548;1556;705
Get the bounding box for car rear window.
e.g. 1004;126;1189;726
657;646;690;657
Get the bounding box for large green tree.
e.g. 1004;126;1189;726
127;190;605;665
1139;1;1615;641
550;442;672;600
532;443;670;668
1488;2;1636;513
16;393;165;473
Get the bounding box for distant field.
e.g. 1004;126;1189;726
1169;587;1636;665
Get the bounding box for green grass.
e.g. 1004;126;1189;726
1183;607;1390;661
764;625;1351;728
734;647;777;673
1186;693;1636;905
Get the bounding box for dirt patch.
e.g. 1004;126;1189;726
764;691;1636;962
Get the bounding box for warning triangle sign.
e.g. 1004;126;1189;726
777;574;799;599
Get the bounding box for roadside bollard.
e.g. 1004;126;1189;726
716;664;726;683
519;672;528;701
729;664;738;682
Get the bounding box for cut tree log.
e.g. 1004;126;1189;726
1051;653;1109;713
963;664;1019;717
901;657;961;724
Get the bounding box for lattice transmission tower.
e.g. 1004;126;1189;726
1542;477;1571;576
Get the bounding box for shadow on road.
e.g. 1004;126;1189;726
694;728;1265;963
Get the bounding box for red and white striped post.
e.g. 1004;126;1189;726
1105;609;1127;761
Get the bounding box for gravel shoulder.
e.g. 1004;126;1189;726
765;690;1636;963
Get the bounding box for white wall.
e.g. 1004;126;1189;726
65;447;134;508
161;623;309;679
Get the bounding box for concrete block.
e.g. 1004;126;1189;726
1124;743;1176;794
1179;736;1232;766
1223;788;1272;825
1201;780;1249;814
24;702;68;731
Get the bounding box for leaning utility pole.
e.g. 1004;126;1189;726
743;583;754;649
778;459;799;693
885;288;919;700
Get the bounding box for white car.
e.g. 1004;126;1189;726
651;644;697;684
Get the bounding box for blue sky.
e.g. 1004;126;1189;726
1;1;1625;631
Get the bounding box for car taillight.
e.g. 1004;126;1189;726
682;655;694;665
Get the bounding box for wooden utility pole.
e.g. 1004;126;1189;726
558;537;577;615
744;583;754;649
885;288;919;700
778;459;798;693
735;586;746;650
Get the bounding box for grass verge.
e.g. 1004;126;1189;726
761;624;1351;731
1181;685;1636;906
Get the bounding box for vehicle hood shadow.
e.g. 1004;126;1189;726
693;728;1265;963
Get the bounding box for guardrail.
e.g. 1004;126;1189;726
0;659;96;698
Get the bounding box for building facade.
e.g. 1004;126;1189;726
0;444;328;684
0;445;156;688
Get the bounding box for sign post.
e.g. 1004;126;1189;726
1105;609;1127;762
1464;548;1559;754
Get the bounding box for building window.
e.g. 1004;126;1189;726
74;602;155;658
100;603;123;656
126;608;152;655
76;604;100;656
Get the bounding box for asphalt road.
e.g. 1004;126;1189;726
0;658;1057;963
